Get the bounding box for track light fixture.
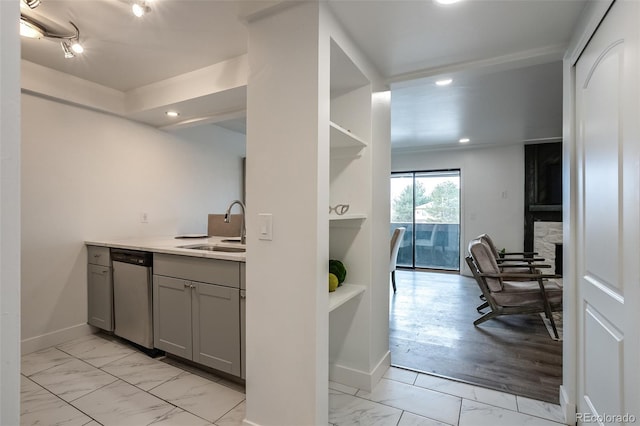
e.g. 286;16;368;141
19;15;84;59
19;16;45;38
22;0;41;9
132;0;151;17
61;41;74;58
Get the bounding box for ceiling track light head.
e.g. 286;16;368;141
23;0;41;9
132;1;151;17
61;41;75;58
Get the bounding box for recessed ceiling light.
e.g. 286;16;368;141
434;0;462;4
166;111;179;118
435;78;453;86
459;138;470;143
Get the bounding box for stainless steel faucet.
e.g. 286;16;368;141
224;200;246;244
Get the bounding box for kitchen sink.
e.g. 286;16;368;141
178;244;246;253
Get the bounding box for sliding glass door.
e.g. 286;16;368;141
391;170;460;271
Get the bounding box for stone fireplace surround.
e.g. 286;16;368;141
533;221;562;274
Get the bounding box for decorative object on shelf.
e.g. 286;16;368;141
329;204;350;215
328;273;339;292
329;259;347;287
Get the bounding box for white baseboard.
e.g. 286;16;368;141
370;351;391;388
22;323;94;355
560;385;576;425
329;350;391;392
242;419;261;426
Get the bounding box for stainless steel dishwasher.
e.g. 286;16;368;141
111;248;154;349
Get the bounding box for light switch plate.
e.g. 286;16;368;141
259;213;273;240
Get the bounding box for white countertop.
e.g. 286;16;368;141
85;236;246;262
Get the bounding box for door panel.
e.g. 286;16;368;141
87;264;113;331
582;43;621;292
153;275;192;359
583;305;623;417
192;282;240;376
575;0;640;421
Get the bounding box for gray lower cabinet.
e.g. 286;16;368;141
153;276;192;359
87;246;113;331
153;257;241;377
192;282;240;375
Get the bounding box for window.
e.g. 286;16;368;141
391;170;460;270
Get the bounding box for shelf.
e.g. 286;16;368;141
329;214;367;221
330;121;367;149
329;284;366;312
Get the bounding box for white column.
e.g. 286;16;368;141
0;0;22;424
245;3;329;425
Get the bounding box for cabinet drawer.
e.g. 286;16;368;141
88;245;110;267
153;253;240;288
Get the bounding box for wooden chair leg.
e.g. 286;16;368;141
391;270;397;293
477;301;489;313
537;278;559;339
474;310;500;326
544;309;559;339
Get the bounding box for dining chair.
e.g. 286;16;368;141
390;227;406;293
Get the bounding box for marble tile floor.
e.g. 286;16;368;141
21;333;568;426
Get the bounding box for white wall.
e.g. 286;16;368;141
246;3;329;424
1;0;22;423
21;93;245;353
392;144;524;274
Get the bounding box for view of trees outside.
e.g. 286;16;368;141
418;180;460;223
392;181;429;222
391;175;460;224
390;171;460;271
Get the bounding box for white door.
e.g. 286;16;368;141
575;0;640;423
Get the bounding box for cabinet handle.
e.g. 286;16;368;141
183;282;190;288
190;284;196;289
240;293;246;299
94;254;101;258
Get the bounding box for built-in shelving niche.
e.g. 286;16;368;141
329;284;366;312
328;37;371;314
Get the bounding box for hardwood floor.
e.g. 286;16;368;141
389;270;562;404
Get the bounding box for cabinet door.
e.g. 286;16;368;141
153;275;192;359
87;264;113;331
192;282;240;376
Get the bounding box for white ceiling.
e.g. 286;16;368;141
20;0;248;92
391;60;563;150
19;0;589;150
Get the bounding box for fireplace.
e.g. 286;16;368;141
525;142;562;272
533;221;562;274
